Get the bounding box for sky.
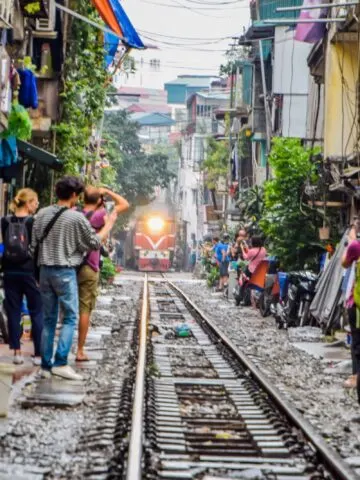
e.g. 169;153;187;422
119;0;250;89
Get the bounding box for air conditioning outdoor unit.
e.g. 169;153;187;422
0;0;13;27
35;0;55;31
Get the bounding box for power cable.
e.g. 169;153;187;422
140;33;230;46
138;0;245;16
182;0;244;5
138;30;237;41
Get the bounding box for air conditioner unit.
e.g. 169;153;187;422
0;0;13;27
35;0;55;31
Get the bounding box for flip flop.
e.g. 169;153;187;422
76;356;90;362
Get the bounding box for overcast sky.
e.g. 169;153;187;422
120;0;250;89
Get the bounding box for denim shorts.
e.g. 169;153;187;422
219;261;229;277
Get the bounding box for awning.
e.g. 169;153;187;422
92;0;144;49
17;140;63;171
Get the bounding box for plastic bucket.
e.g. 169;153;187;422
278;272;289;300
0;363;15;416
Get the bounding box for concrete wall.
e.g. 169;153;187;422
324;41;358;157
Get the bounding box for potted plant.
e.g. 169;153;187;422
20;0;49;18
100;257;116;285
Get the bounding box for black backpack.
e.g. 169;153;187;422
3;216;31;264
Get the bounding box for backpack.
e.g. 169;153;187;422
3;216;31;264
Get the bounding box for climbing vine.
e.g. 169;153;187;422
54;0;109;173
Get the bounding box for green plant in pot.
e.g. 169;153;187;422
20;0;49;18
100;257;116;284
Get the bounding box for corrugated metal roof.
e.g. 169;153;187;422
259;0;302;20
165;76;220;87
130;112;175;126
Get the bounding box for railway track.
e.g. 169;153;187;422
123;275;357;480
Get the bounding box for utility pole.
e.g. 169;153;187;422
259;40;272;180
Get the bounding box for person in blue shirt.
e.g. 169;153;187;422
215;233;230;291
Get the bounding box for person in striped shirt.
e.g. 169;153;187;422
32;176;117;381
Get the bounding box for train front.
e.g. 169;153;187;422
134;214;175;272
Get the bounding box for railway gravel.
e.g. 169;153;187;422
175;279;360;469
0;278;142;479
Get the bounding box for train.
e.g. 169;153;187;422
131;212;176;272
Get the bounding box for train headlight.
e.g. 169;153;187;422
147;216;165;233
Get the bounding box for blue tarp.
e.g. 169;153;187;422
104;31;120;67
108;0;144;49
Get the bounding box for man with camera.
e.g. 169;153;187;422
76;186;129;362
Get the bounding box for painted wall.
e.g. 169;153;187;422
324;41;358;158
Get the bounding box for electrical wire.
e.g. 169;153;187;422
138;0;245;16
182;0;244;5
132;60;220;70
138;30;237;41
140;33;231;46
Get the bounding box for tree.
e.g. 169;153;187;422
260;138;322;270
203;137;228;190
102;110;174;207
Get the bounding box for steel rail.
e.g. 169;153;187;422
168;280;358;480
126;274;148;480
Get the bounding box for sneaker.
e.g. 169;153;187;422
39;369;52;379
51;365;83;381
13;354;24;365
32;356;41;366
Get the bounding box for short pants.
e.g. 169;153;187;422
78;265;99;314
219;261;229;277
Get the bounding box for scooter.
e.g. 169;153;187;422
272;271;318;329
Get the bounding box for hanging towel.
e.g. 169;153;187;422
18;68;38;109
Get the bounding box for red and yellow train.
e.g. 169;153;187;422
133;213;175;272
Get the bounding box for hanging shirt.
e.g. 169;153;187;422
18;69;38;109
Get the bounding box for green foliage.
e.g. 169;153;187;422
203;137;228;189
103;110;174;203
53;0;109;173
23;2;41;14
219;45;251;76
5;104;32;140
260;138;322;270
207;266;220;288
237;185;264;235
100;257;116;282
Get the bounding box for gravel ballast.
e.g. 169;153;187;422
0;277;142;479
175;280;360;465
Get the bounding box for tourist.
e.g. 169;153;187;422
32;176;118;380
215;233;230;291
76;186;129;362
342;221;360;389
1;188;43;365
240;236;267;278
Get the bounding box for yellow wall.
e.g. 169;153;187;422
324;41;358;158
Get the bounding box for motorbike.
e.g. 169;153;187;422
271;271;318;329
